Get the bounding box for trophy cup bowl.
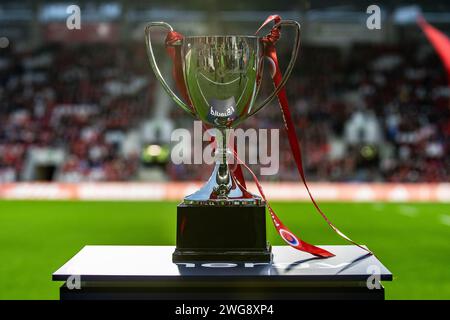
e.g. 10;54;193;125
145;21;300;262
184;35;263;129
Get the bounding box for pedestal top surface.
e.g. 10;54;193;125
53;245;392;281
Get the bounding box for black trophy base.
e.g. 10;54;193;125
172;244;272;262
173;203;272;263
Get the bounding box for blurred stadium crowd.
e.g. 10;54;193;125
0;39;449;182
0;43;149;182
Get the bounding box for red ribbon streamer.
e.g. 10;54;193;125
164;16;372;258
256;15;371;256
231;150;334;257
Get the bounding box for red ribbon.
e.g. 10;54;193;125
164;16;372;258
231;149;334;257
255;15;371;256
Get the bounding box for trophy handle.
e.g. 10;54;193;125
145;22;196;117
249;20;301;117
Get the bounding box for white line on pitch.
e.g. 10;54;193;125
398;205;419;217
439;214;450;226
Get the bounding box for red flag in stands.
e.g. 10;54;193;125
418;16;450;86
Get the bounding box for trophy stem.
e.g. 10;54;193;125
182;128;261;205
214;128;231;198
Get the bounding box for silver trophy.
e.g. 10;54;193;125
145;21;300;205
145;20;301;262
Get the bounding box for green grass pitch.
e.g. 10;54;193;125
0;200;449;299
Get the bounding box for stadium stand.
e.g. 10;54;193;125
0;40;449;182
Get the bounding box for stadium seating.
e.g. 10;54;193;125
0;42;448;182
